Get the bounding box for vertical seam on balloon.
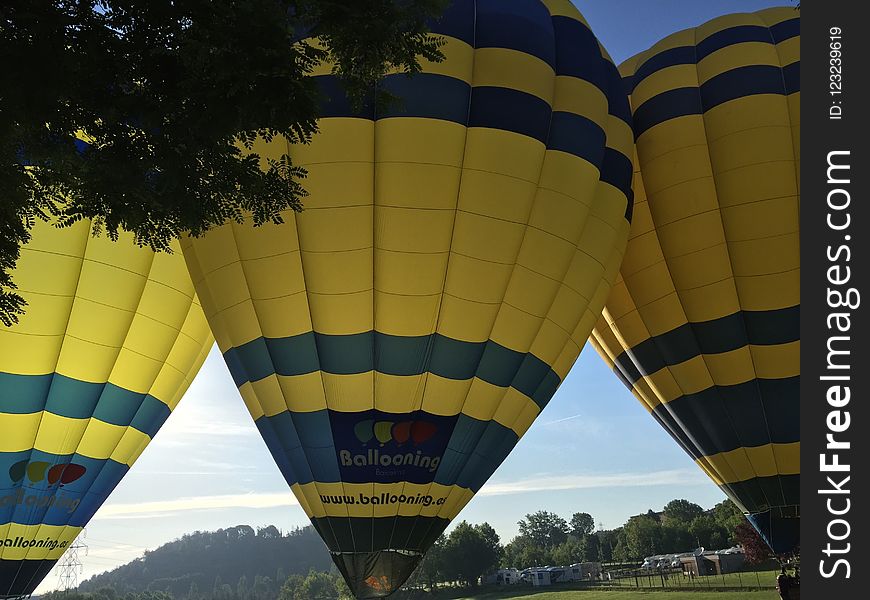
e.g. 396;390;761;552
15;226;92;555
151;289;202;411
395;0;480;559
142;246;201;411
369;75;379;560
284;129;348;559
81;245;157;504
757;15;797;514
691;23;775;510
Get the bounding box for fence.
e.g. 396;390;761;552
601;567;780;590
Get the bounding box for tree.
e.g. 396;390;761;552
236;575;249;600
662;499;704;524
278;574;304;600
622;515;662;560
584;531;601;563
595;529;620;563
569;512;595;537
475;522;504;567
661;520;695;553
688;514;717;549
257;525;281;539
414;535;446;591
441;521;502;587
503;535;553;569
712;499;747;541
1;0;449;325
185;581;200;600
552;537;586;566
298;570;341;600
517;511;569;548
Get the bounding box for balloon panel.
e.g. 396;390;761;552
183;0;633;595
591;7;799;554
1;220;214;598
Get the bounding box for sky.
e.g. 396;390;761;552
35;0;793;592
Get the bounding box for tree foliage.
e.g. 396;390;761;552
440;521;502;587
662;499;704;524
569;512;595;537
68;500;764;598
517;510;569;548
77;525;332;598
0;0;448;325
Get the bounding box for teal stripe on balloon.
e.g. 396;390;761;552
0;372;170;438
223;332;562;410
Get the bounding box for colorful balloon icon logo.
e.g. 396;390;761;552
8;461;87;486
353;420;438;447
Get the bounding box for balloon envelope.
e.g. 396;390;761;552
1;220;213;597
183;0;633;596
591;7;799;555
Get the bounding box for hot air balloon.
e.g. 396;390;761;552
182;0;633;596
1;220;214;598
591;7;799;555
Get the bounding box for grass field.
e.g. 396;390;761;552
416;589;779;600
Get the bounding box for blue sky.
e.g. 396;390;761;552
36;0;793;591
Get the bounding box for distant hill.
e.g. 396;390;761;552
77;525;332;599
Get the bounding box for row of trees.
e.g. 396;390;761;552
411;498;770;591
73;499;772;599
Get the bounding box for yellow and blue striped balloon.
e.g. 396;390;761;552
591;7;799;555
183;0;633;596
1;220;213;597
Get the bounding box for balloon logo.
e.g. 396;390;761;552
8;461;87;486
354;420;439;447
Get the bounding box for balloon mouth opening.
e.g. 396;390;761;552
331;549;422;598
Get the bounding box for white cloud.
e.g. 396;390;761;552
93;492;299;520
478;469;708;497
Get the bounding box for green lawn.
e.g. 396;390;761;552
433;590;778;600
400;586;779;600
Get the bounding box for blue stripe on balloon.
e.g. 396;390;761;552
468;86;552;144
551;16;608;93
379;74;470;124
651;376;799;457
632;63;799;137
627;18;800;94
550;16;632;129
783;61;799;95
600;147;634;203
224;332;561;411
427;0;475;46
615;306;800;384
547;111;606;166
0;373;169;438
475;0;556;68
